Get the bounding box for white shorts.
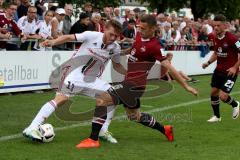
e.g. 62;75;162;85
59;68;111;98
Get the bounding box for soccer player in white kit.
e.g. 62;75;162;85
23;20;126;144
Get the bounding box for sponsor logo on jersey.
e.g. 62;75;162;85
223;42;228;48
140;46;146;52
217;47;227;57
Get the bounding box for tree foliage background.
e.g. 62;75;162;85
137;0;240;20
53;0;240;20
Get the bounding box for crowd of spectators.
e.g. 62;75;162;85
0;0;240;51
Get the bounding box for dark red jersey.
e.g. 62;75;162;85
214;32;240;73
0;14;21;36
126;32;166;85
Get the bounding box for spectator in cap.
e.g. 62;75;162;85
51;8;65;39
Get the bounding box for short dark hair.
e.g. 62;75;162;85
105;19;123;34
214;14;227;22
140;14;157;27
4;3;17;9
128;19;136;24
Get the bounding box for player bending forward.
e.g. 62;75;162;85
76;14;198;149
23;20;126;144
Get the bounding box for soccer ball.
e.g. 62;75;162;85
39;123;55;143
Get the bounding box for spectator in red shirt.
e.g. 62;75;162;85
0;3;23;50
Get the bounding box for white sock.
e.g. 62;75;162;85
100;105;116;134
29;100;57;129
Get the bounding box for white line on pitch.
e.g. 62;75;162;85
1;91;240;142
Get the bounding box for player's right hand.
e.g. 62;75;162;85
202;62;209;69
185;86;198;96
40;40;54;47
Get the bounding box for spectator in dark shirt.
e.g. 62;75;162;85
17;0;30;19
70;12;90;34
35;0;46;20
122;19;136;43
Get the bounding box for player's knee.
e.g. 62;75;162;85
54;94;69;106
96;97;105;106
219;93;228;102
96;92;114;106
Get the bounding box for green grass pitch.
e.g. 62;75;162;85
1;75;240;160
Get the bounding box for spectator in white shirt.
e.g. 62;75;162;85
17;6;39;50
34;10;54;50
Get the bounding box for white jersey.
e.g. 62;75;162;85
17;16;37;34
60;31;121;97
36;20;52;39
72;31;121;78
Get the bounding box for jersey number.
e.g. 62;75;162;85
66;81;75;92
224;80;234;90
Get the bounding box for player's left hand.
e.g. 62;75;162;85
227;67;237;77
185;86;198;96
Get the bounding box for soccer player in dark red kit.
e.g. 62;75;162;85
202;14;240;122
76;14;198;149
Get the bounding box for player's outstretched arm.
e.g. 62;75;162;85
161;59;198;96
112;61;127;75
40;34;76;47
202;52;217;69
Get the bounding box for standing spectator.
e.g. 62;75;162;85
88;12;101;32
157;13;167;27
0;0;4;13
0;3;22;50
34;0;46;20
113;8;122;24
99;13;107;32
63;3;73;35
122;10;135;29
51;8;65;39
122;19;136;43
17;0;30;19
70;12;90;34
103;7;112;20
17;6;38;50
133;7;141;25
70;12;90;49
123;8;130;23
162;22;172;42
13;0;21;21
83;2;92;17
